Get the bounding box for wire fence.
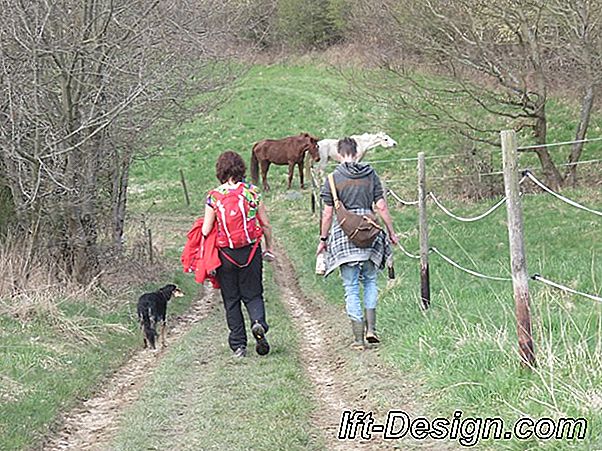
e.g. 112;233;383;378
430;247;511;281
324;152;467;167
532;274;602;303
428;192;507;222
396;242;420;260
387;187;419;206
517;136;602;151
523;170;602;217
308;132;602;366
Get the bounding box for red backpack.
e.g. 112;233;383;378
211;184;263;249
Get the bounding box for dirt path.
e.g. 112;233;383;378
42;287;218;451
42;240;454;451
271;255;351;451
272;243;456;450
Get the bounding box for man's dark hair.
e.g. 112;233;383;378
216;151;246;183
338;137;357;158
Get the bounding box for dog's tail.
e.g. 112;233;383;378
139;308;156;349
250;143;260;185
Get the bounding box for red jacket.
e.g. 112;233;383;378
181;218;220;288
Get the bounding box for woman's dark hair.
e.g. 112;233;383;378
338;137;358;158
216;151;246;183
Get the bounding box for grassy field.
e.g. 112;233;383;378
0;301;134;449
129;63;602;449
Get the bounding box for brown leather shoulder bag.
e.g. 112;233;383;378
328;173;382;248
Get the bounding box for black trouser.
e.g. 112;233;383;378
216;243;268;351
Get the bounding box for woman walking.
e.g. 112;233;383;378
202;151;274;358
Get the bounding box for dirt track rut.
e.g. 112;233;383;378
271;244;456;450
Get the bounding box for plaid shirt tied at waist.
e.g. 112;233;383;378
324;207;392;277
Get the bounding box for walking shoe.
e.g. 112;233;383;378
251;322;270;356
233;346;247;358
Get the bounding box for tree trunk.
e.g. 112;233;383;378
71;208;100;285
532;105;563;191
565;86;595;187
63;143;101;285
112;156;130;250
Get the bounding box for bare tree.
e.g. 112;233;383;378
0;0;245;284
348;0;602;189
547;0;602;185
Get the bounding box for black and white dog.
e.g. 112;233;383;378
137;284;184;350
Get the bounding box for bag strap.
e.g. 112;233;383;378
218;239;260;269
327;173;341;209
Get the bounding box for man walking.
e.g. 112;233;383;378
317;137;399;348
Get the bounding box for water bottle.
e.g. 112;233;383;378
315;252;326;275
386;255;395;279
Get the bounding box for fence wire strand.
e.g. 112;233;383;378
430;247;511;281
387;188;419;206
532;274;602;303
473;159;602;178
324;152;468;167
429;192;507;222
518;136;602;151
363;154;459;164
524;171;602;217
396;242;421;259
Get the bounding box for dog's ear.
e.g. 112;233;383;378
161;284;184;299
160;284;175;298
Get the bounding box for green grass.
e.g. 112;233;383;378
0;306;134;449
128;64;417;215
126;63;602;449
109;266;323;451
0;273;198;450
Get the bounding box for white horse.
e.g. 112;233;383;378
316;132;397;173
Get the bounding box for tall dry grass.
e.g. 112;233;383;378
0;228;158;342
0;230;59;302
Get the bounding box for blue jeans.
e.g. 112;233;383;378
340;261;378;322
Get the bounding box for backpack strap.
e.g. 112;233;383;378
328;173;341;209
218;239;260;269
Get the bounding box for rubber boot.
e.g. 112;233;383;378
350;320;365;350
365;309;380;344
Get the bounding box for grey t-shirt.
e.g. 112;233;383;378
320;162;384;210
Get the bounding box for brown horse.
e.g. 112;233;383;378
250;133;320;191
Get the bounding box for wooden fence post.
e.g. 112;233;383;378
179;169;190;206
501;130;536;368
305;157;316;213
147;228;154;265
418;152;430;309
304;156;312;190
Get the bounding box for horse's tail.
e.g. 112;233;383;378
250;144;260;185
